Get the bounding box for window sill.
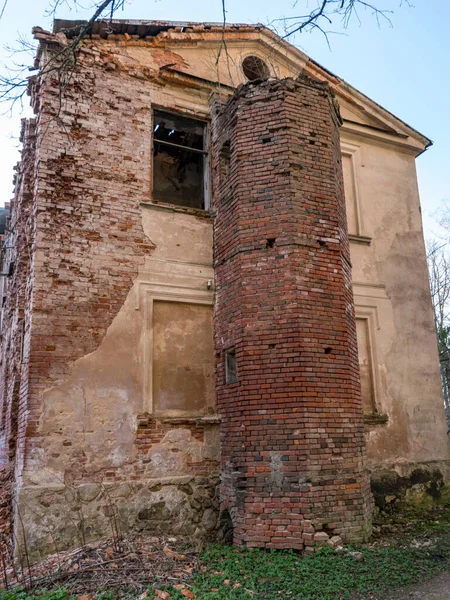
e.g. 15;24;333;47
140;200;213;220
158;414;221;426
364;413;388;426
349;234;372;246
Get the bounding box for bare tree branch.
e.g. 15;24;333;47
0;0;8;21
270;0;399;41
427;236;450;412
0;1;412;119
0;0;126;115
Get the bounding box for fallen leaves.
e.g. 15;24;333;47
3;534;197;596
181;589;195;599
163;546;186;560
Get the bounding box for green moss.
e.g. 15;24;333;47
371;467;448;513
439;485;450;504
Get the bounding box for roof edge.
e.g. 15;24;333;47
50;18;432;151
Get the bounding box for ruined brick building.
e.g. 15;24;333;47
0;19;449;557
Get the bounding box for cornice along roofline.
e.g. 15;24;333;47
51;18;432;154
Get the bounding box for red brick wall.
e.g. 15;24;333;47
21;43;156;477
211;77;372;549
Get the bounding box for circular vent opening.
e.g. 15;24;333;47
242;55;270;81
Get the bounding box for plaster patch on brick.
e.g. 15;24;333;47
269;451;284;489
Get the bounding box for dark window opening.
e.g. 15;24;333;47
242;56;270;81
220;141;231;186
153;110;208;209
17;317;25;364
225;349;237;384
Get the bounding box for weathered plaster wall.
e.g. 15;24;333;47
80;30;450;497
339;132;450;477
13;36;220;557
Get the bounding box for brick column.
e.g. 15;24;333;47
211;76;372;550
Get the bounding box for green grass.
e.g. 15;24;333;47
0;591;72;600
3;529;450;600
172;537;450;599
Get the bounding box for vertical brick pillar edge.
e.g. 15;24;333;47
211;76;372;550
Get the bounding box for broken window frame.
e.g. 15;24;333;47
151;107;210;211
241;55;271;81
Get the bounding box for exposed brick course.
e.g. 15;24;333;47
0;118;37;552
20;42;161;479
211;77;372;548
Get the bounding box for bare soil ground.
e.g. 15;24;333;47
379;567;450;599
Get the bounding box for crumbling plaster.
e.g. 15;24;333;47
19;203;219;555
31;206;216;486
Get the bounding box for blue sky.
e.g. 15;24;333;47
0;0;448;236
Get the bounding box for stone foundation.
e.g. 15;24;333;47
17;475;219;560
371;461;450;513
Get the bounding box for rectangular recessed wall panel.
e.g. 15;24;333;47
342;153;358;235
356;317;376;414
152;300;214;416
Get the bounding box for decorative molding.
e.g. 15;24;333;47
353;282;390;304
349;234;372;246
355;304;381;415
341;141;365;238
136;259;214;413
140;200;213;220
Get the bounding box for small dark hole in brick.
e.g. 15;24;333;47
266;238;276;248
324;347;332;354
309;140;315;145
219;509;234;545
269;343;276;349
322;523;334;536
318;240;326;247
